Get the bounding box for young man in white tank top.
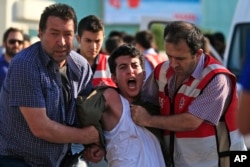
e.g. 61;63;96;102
81;44;166;167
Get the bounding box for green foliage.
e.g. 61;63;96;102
150;24;165;51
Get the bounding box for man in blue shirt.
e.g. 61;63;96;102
0;3;103;167
0;27;24;88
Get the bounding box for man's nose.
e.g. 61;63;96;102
170;58;179;68
127;66;134;73
57;35;66;45
90;42;97;49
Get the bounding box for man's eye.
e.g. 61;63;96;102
132;65;139;69
65;33;72;37
51;33;58;36
118;64;127;70
84;39;91;43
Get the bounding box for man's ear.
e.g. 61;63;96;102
2;41;6;47
111;74;117;84
38;29;42;38
76;35;81;43
197;49;203;57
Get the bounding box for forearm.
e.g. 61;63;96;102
35;120;98;144
20;107;99;144
238;91;250;135
147;113;203;131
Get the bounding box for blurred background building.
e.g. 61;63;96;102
0;0;237;46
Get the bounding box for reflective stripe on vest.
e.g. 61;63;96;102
92;54;116;87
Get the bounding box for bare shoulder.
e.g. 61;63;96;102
101;88;123;131
103;87;118;94
103;88;120;102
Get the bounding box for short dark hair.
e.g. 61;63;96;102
2;27;24;43
213;32;225;43
77;15;104;37
108;44;144;75
23;33;30;42
123;34;135;45
135;30;155;49
164;21;204;55
105;36;123;54
39;3;77;33
108;30;126;38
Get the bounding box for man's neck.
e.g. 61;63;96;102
174;74;189;91
4;54;12;63
86;57;96;66
58;60;67;68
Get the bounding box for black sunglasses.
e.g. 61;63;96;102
8;39;24;45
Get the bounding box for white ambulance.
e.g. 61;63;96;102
223;0;250;91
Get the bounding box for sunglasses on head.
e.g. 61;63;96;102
8;39;24;45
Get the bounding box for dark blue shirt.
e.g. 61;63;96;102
239;59;250;92
0;54;9;89
0;42;93;166
239;39;250;92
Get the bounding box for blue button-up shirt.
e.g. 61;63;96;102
0;42;93;167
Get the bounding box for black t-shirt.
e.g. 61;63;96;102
59;65;71;113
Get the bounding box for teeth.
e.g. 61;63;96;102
128;82;136;88
128;77;136;89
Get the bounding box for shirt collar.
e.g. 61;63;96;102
192;53;205;79
37;42;58;68
144;48;157;55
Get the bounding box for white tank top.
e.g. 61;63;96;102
103;95;166;167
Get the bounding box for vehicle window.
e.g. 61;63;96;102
227;23;250;79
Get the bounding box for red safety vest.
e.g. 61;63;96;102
92;54;116;88
154;55;245;167
144;53;167;69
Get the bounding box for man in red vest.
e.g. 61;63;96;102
76;15;116;88
131;21;246;167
